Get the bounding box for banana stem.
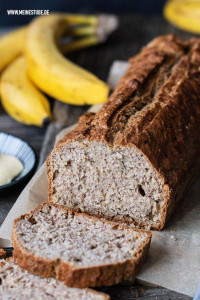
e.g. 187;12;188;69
65;14;98;26
61;35;99;54
66;14;118;42
68;26;96;36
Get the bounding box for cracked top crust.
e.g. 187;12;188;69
55;34;200;193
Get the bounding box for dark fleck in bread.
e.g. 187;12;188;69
47;34;200;230
12;203;151;288
0;258;109;299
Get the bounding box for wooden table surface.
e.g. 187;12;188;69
0;14;194;299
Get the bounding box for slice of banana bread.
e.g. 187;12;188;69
47;34;200;230
0;258;109;300
12;203;151;288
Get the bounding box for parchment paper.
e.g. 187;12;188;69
0;61;200;297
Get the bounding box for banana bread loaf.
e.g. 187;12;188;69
12;203;151;288
47;34;200;230
0;258;109;299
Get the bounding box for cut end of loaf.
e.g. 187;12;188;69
0;258;108;300
13;203;151;288
49;141;165;230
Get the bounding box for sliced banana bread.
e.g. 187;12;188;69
47;34;200;230
12;203;151;288
0;258;109;299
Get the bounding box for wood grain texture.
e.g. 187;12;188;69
103;284;192;299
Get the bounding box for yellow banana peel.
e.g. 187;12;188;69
0;27;26;72
25;14;109;105
0;13;118;126
164;0;200;34
0;56;51;126
0;13;113;74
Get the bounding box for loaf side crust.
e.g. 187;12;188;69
12;202;151;288
0;258;110;300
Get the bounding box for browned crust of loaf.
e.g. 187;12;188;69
47;34;200;230
12;202;151;289
0;258;110;300
0;246;6;259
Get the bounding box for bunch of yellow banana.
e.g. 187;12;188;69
0;13;118;126
164;0;200;34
